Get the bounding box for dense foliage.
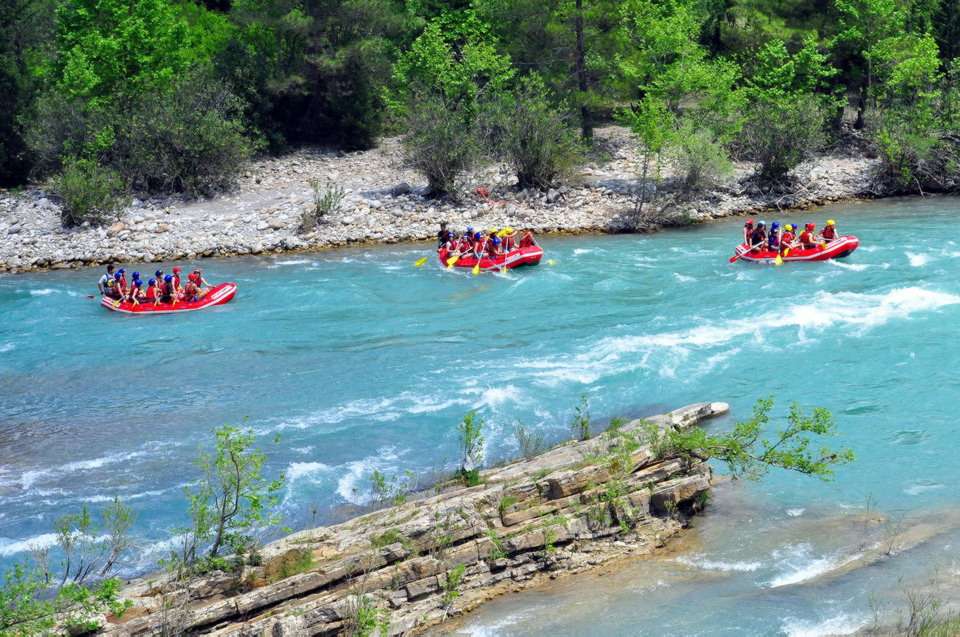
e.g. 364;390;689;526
2;0;960;197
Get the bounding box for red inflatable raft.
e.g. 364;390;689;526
100;282;238;314
437;245;544;272
732;236;859;264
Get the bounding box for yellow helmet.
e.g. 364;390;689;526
785;224;793;232
826;219;836;226
488;227;499;235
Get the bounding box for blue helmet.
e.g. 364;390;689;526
757;220;766;227
113;272;122;280
474;232;482;240
155;270;163;277
148;278;156;286
492;236;501;245
466;226;473;233
771;222;780;231
132;271;141;280
164;274;173;282
117;268;125;275
132;279;142;288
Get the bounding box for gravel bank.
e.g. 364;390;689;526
0;127;881;273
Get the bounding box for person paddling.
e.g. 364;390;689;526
743;219;755;245
488;236;504;257
472;231;487;259
799;223;818;249
518;229;537;248
127;277;144;306
768;222;781;253
160;274;177;306
98;264;116;296
172;267;184;297
820;219;838;241
749;221;767;251
500;227;517;251
780;224;797;255
144;278;160;306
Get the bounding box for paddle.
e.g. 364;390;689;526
472;238;488;276
446;253;460;268
773;227;784;266
413;256;429;268
729;242;763;263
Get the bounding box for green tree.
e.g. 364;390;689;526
659;397;854;480
173;426;285;575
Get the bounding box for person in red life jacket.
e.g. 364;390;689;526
743;219;755;245
112;272;128;301
767;222;782;252
127;278;144;306
443;233;459;253
472;231;486;259
488;236;504;257
780;224;796;255
188;268;210;289
455;228;473;253
799;223;818;249
749;221;767;251
820;219;837;241
172;267;183;295
144;278;160;305
160;274;177;305
115;268;128;296
518;229;537;248
500;228;517;251
183;278;200;303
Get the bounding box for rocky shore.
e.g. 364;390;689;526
0;127;880;273
98;402;727;636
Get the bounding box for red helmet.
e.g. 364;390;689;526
805;223;815;230
173;266;182;273
745;219;754;225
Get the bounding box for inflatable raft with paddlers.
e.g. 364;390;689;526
438;245;544;272
100;282;238;314
730;236;860;264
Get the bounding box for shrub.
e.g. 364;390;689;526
670;119;733;194
867;109;960;194
513;422;547;460
482;74;583;190
457;411;485;479
111;70;254;197
51;157;128;227
736;94;827;184
570;395;591;441
401;90;482;197
301;178;346;231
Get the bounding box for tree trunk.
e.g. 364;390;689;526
574;0;591;140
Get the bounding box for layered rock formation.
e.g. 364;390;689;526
102;402;728;636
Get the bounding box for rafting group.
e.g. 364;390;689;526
96;263;237;314
732;218;859;264
435;222;544;273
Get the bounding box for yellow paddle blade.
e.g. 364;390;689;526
820;242;827;249
446;255;460;267
472;262;481;276
546;259;556;266
414;256;429;267
783;248;790;257
774;254;783;266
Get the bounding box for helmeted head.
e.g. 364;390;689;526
114;272;122;281
785;224;794;232
148;278;156;286
492;236;501;245
117;268;125;275
155;270;163;278
826;219;836;226
757;220;766;227
132;279;142;288
474;232;482;240
466;226;473;234
771;222;780;231
745;218;754;226
173;266;182;273
164;274;173;282
805;223;816;231
132;271;140;281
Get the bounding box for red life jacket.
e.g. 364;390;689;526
145;285;157;301
799;230;815;247
821;226;836;240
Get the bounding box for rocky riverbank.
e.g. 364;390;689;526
97;402;727;636
0;127;880;273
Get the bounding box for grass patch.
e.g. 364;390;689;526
263;548;314;583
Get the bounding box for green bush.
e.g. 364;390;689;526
670;119;733;193
111;70;254;197
402;90;482;197
51;157;128;227
482;74;583;190
736;94;827;184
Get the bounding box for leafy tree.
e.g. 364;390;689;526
457;411;485;484
172;426;284;576
390;11;513;196
51;156;128;227
619;96;672;215
658;397;854;480
481;74;583;190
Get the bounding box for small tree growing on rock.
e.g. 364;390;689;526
457;411;485;486
171;426;285;576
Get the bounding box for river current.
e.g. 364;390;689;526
2;196;959;635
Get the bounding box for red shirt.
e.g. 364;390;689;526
799;231;815;246
145;286;157;301
781;231;795;244
821;226;836;240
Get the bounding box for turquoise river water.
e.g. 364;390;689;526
2;196;960;635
